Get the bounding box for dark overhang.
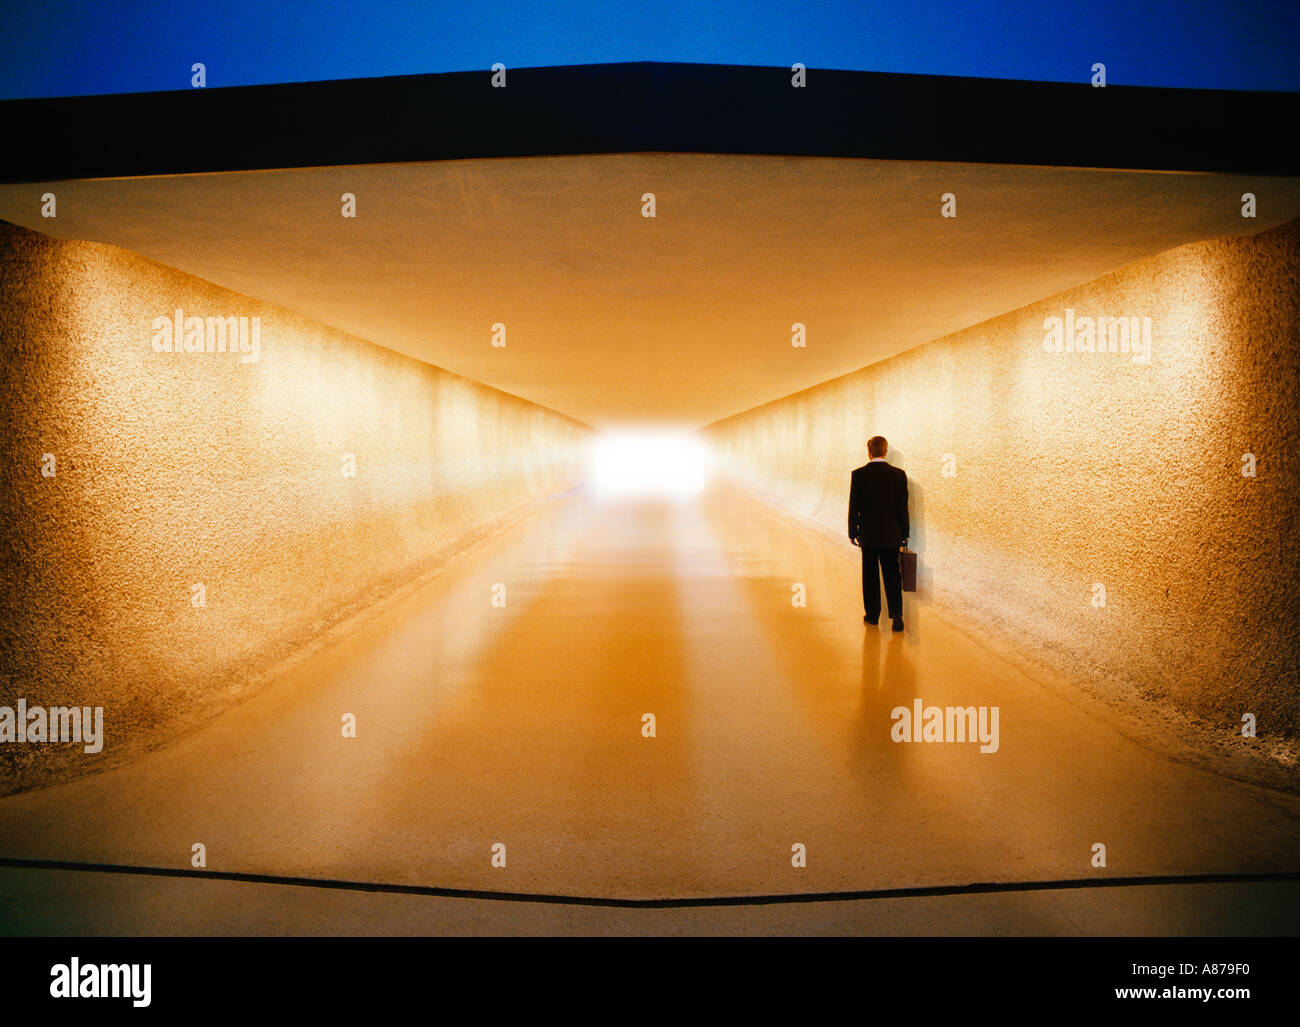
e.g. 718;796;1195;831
2;61;1297;182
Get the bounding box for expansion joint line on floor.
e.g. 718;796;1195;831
3;857;1298;909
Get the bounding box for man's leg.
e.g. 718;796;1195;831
880;547;904;621
862;548;882;622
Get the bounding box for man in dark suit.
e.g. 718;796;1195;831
848;435;909;631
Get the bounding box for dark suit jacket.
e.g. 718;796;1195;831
848;461;909;549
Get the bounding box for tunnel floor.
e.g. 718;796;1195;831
1;482;1298;922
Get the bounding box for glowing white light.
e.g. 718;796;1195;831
586;429;715;500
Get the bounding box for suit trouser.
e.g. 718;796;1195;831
862;547;903;620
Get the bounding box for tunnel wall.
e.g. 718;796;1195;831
0;221;588;794
707;219;1300;738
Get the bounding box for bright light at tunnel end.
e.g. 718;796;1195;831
585;428;716;500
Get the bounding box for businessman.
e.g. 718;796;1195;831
848;435;909;631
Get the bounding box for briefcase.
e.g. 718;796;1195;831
899;547;917;592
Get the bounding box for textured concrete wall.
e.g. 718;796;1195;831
0;221;587;794
708;220;1300;739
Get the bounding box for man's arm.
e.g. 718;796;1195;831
847;472;860;544
897;469;910;544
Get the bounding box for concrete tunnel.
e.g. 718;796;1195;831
1;71;1300;935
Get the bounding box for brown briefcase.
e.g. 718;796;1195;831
899;547;917;592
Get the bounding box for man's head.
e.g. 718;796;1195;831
867;436;888;458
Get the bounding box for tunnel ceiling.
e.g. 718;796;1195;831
2;155;1298;427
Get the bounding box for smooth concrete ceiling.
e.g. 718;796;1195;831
3;156;1298;427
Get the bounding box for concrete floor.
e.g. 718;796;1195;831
2;482;1298;933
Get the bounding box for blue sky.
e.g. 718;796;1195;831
2;0;1297;99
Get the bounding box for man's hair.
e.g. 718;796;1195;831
867;436;888;458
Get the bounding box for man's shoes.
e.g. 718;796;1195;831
864;616;878;625
891;617;905;632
